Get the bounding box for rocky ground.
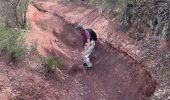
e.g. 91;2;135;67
0;0;165;100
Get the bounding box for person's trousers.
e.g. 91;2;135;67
83;40;95;67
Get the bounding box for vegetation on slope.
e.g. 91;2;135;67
62;0;170;41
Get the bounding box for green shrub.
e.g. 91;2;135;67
0;28;27;62
42;55;65;71
0;29;17;52
10;44;27;61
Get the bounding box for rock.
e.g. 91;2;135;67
0;94;8;100
0;75;6;81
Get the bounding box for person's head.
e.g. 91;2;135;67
75;24;84;33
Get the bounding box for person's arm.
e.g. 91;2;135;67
82;39;90;57
83;39;90;52
82;30;91;56
85;39;91;49
84;30;91;49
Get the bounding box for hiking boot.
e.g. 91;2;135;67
83;63;87;66
85;66;93;70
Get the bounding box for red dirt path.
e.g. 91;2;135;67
24;1;156;100
0;1;156;100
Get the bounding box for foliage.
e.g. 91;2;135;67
0;28;27;62
41;55;65;71
61;0;170;41
10;44;27;61
0;0;29;62
120;0;170;41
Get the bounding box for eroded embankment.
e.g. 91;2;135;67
27;1;157;100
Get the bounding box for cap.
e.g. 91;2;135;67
75;24;83;31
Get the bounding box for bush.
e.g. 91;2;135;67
10;44;27;62
42;55;65;71
0;28;27;62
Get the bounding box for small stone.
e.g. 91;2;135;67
79;92;84;96
117;90;121;93
168;96;170;99
9;62;13;65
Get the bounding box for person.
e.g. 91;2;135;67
75;25;96;70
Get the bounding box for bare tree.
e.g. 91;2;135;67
0;0;29;29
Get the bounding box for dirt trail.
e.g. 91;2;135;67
25;2;156;100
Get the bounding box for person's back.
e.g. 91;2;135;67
86;28;97;41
